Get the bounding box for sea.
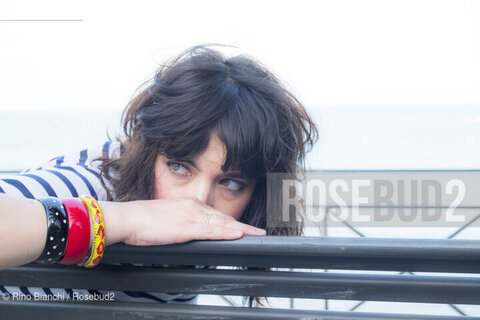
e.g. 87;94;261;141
0;105;479;171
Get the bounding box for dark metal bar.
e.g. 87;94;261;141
100;236;480;273
2;264;479;304
1;301;478;320
0;170;21;173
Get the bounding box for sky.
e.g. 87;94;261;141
0;0;480;111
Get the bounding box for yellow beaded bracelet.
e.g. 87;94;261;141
78;195;105;268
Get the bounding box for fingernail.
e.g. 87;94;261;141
256;228;267;234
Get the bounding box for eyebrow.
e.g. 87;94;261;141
173;158;250;180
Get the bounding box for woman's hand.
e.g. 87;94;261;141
100;197;266;247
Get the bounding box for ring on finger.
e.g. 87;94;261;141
203;213;212;225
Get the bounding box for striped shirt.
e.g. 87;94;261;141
0;141;200;304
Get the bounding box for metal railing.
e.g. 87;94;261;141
1;237;480;319
1;237;480;303
0;170;479;319
0;170;21;176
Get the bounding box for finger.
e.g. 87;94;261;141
225;219;266;235
197;205;235;219
194;203;267;235
189;224;244;240
199;213;266;235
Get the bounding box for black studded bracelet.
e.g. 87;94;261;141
35;197;69;264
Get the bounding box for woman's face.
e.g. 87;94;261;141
153;133;257;220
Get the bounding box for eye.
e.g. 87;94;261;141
167;162;190;176
221;179;245;191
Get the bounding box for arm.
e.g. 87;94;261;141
0;144;265;270
0;195;265;271
0;195;127;270
0;194;47;270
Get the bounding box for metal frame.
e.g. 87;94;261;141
1;262;479;304
2;300;478;320
1;169;480;318
98;236;480;272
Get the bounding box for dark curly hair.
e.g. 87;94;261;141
95;45;318;307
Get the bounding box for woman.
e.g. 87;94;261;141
0;45;318;305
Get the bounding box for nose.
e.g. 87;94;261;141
188;178;214;207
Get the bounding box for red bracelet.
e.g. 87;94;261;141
58;198;91;265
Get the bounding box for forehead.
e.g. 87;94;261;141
198;133;227;168
162;130;261;181
166;133;244;175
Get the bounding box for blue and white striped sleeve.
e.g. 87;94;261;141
0;141;118;201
